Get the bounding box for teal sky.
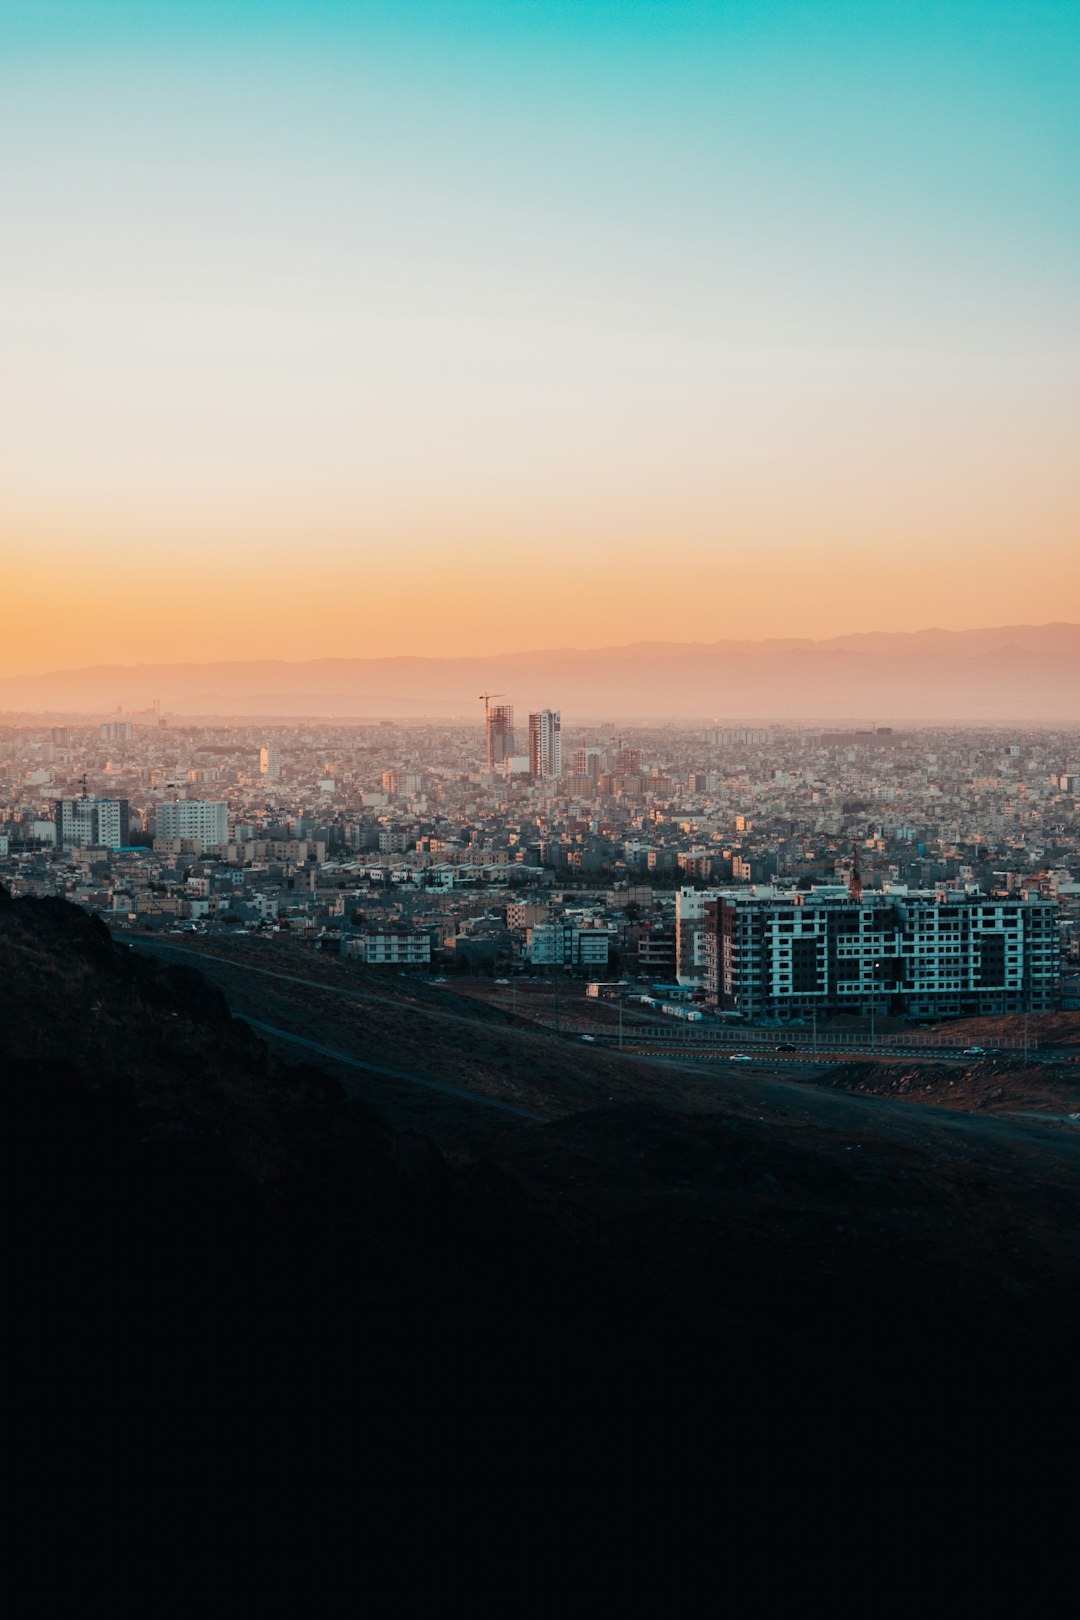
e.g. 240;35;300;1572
2;2;1078;669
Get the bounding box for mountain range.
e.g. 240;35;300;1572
2;622;1079;721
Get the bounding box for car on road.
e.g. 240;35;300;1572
963;1046;986;1056
729;1053;752;1063
494;978;510;985
580;1034;596;1042
773;1043;797;1052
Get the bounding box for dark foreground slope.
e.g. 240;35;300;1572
3;888;1079;1597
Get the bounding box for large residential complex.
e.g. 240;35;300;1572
700;885;1060;1020
156;800;230;845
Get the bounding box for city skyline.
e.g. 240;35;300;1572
3;1;1078;675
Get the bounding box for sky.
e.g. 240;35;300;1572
2;1;1078;674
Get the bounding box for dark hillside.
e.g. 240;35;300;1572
3;887;1079;1596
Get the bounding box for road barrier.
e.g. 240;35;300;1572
553;1017;1033;1053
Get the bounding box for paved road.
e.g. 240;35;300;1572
618;1039;968;1063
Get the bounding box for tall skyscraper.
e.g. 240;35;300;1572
485;705;515;769
528;710;562;779
259;746;280;778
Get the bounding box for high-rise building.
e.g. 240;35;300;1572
528;710;562;780
259;746;280;778
100;720;134;743
572;746;604;779
485;705;515;769
156;801;230;845
56;798;130;850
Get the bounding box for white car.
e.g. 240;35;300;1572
729;1053;752;1063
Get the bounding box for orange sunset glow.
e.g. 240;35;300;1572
3;2;1078;678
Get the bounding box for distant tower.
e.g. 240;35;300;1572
259;746;280;779
480;694;514;768
614;740;642;775
528;710;562;780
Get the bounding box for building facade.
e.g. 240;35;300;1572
343;930;432;965
528;710;562;780
156;801;230;846
527;921;610;968
56;798;130;850
676;886;718;986
702;885;1060;1020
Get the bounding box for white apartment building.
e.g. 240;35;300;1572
56;797;130;850
528;711;562;780
156;800;230;846
343;931;432;965
702;884;1061;1019
676;886;720;987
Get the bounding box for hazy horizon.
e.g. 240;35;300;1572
3;620;1078;721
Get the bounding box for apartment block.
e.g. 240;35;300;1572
156;801;230;845
703;886;1060;1020
56;798;130;850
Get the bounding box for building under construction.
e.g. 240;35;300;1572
483;701;515;769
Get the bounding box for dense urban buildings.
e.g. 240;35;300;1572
2;712;1077;1017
